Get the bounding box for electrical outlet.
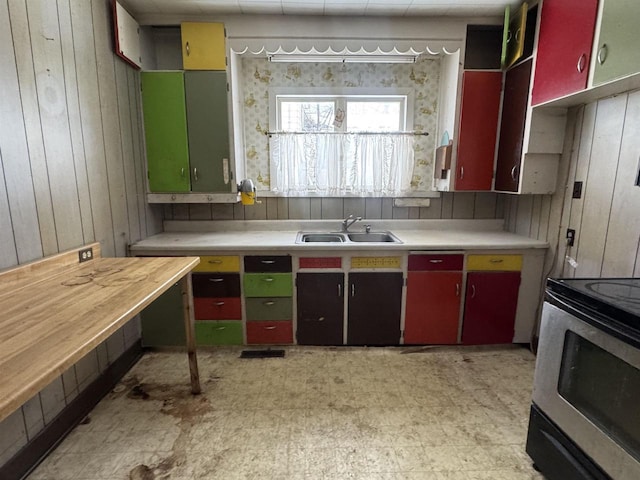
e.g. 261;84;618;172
78;247;94;263
566;229;576;247
572;181;583;199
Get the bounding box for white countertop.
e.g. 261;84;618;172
130;219;549;254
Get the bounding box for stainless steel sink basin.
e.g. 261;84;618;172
347;231;401;243
295;230;401;244
297;232;346;243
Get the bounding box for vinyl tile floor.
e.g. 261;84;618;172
28;345;544;480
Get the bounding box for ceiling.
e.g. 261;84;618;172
124;0;519;18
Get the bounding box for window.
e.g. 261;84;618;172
269;89;415;196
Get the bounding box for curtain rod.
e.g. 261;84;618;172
265;131;429;137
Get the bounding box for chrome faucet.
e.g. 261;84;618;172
342;214;362;232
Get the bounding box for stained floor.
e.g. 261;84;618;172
28;345;544;479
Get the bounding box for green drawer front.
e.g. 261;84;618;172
195;320;243;346
243;273;293;298
246;297;293;321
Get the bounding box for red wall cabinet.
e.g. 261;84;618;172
405;271;462;344
531;0;599;105
455;71;503;191
462;271;521;345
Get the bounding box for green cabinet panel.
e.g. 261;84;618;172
140;283;186;346
141;72;190;192
185;71;231;192
195;320;243;345
593;0;640;86
245;297;293;321
243;273;292;298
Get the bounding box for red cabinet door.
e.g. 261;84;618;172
405;272;462;344
531;0;599;105
455;71;503;191
462;272;521;345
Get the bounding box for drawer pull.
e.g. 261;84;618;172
489;259;504;263
185;41;190;56
264;326;277;330
261;260;276;264
338;283;342;297
318;317;325;322
429;259;444;264
456;283;460;297
262;277;274;282
263;301;275;306
215;326;226;331
208;259;223;264
351;284;355;297
511;165;518;181
471;284;476;299
215;301;226;306
209;278;225;283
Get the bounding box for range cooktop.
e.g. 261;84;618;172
547;277;640;333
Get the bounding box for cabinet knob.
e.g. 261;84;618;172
597;44;608;65
185;41;190;56
576;53;587;73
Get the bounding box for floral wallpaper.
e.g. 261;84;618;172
241;56;441;193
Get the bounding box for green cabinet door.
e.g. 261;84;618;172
593;0;640;86
185;71;231;192
140;283;186;346
141;72;190;192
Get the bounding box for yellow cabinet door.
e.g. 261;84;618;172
181;22;226;70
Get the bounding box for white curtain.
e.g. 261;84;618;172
269;133;414;196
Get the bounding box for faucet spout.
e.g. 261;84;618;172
342;214;363;232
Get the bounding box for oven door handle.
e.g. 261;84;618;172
546;290;640;349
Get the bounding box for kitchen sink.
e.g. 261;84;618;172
295;231;402;244
347;231;401;243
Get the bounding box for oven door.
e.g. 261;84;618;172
533;298;640;480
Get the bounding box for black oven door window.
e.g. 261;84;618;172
558;331;640;462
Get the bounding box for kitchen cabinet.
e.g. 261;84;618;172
462;254;522;345
141;71;233;194
531;0;598;105
296;273;345;346
195;320;243;346
504;2;529;69
140;72;190;192
455;71;502;191
347;272;403;346
495;59;532;192
592;0;640;86
141;283;186;346
246;321;293;345
181;22;226;71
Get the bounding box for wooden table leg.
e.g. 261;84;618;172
181;274;201;394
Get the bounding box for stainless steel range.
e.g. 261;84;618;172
527;278;640;480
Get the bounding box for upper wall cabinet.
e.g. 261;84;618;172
503;2;529;69
531;0;598;105
592;0;640;86
181;22;226;71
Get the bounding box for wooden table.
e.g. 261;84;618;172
0;243;201;423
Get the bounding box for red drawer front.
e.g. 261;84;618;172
408;254;463;271
246;321;293;344
299;257;342;269
194;297;242;320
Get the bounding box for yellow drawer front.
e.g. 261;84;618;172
351;257;402;269
467;254;522;271
193;256;240;272
181;22;226;70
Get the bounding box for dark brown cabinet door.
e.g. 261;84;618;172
495;59;532;192
347;272;403;346
296;273;344;345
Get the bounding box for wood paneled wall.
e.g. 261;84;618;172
0;0;161;467
504;91;640;279
163;192;507;221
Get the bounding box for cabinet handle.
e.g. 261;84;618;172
193;167;198;182
511;165;518;182
455;283;460;297
209;278;225;283
429;259;444;264
597;44;608;65
514;28;521;43
318;317;325;322
576;53;587;73
264;326;277;330
186;41;190;56
208;259;223;264
471;284;476;298
351;284;355;297
260;260;276;264
181;167;185;177
215;326;226;331
460;166;464;180
263;300;275;306
338;283;342;297
215;301;225;306
489;259;504;263
263;277;274;282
